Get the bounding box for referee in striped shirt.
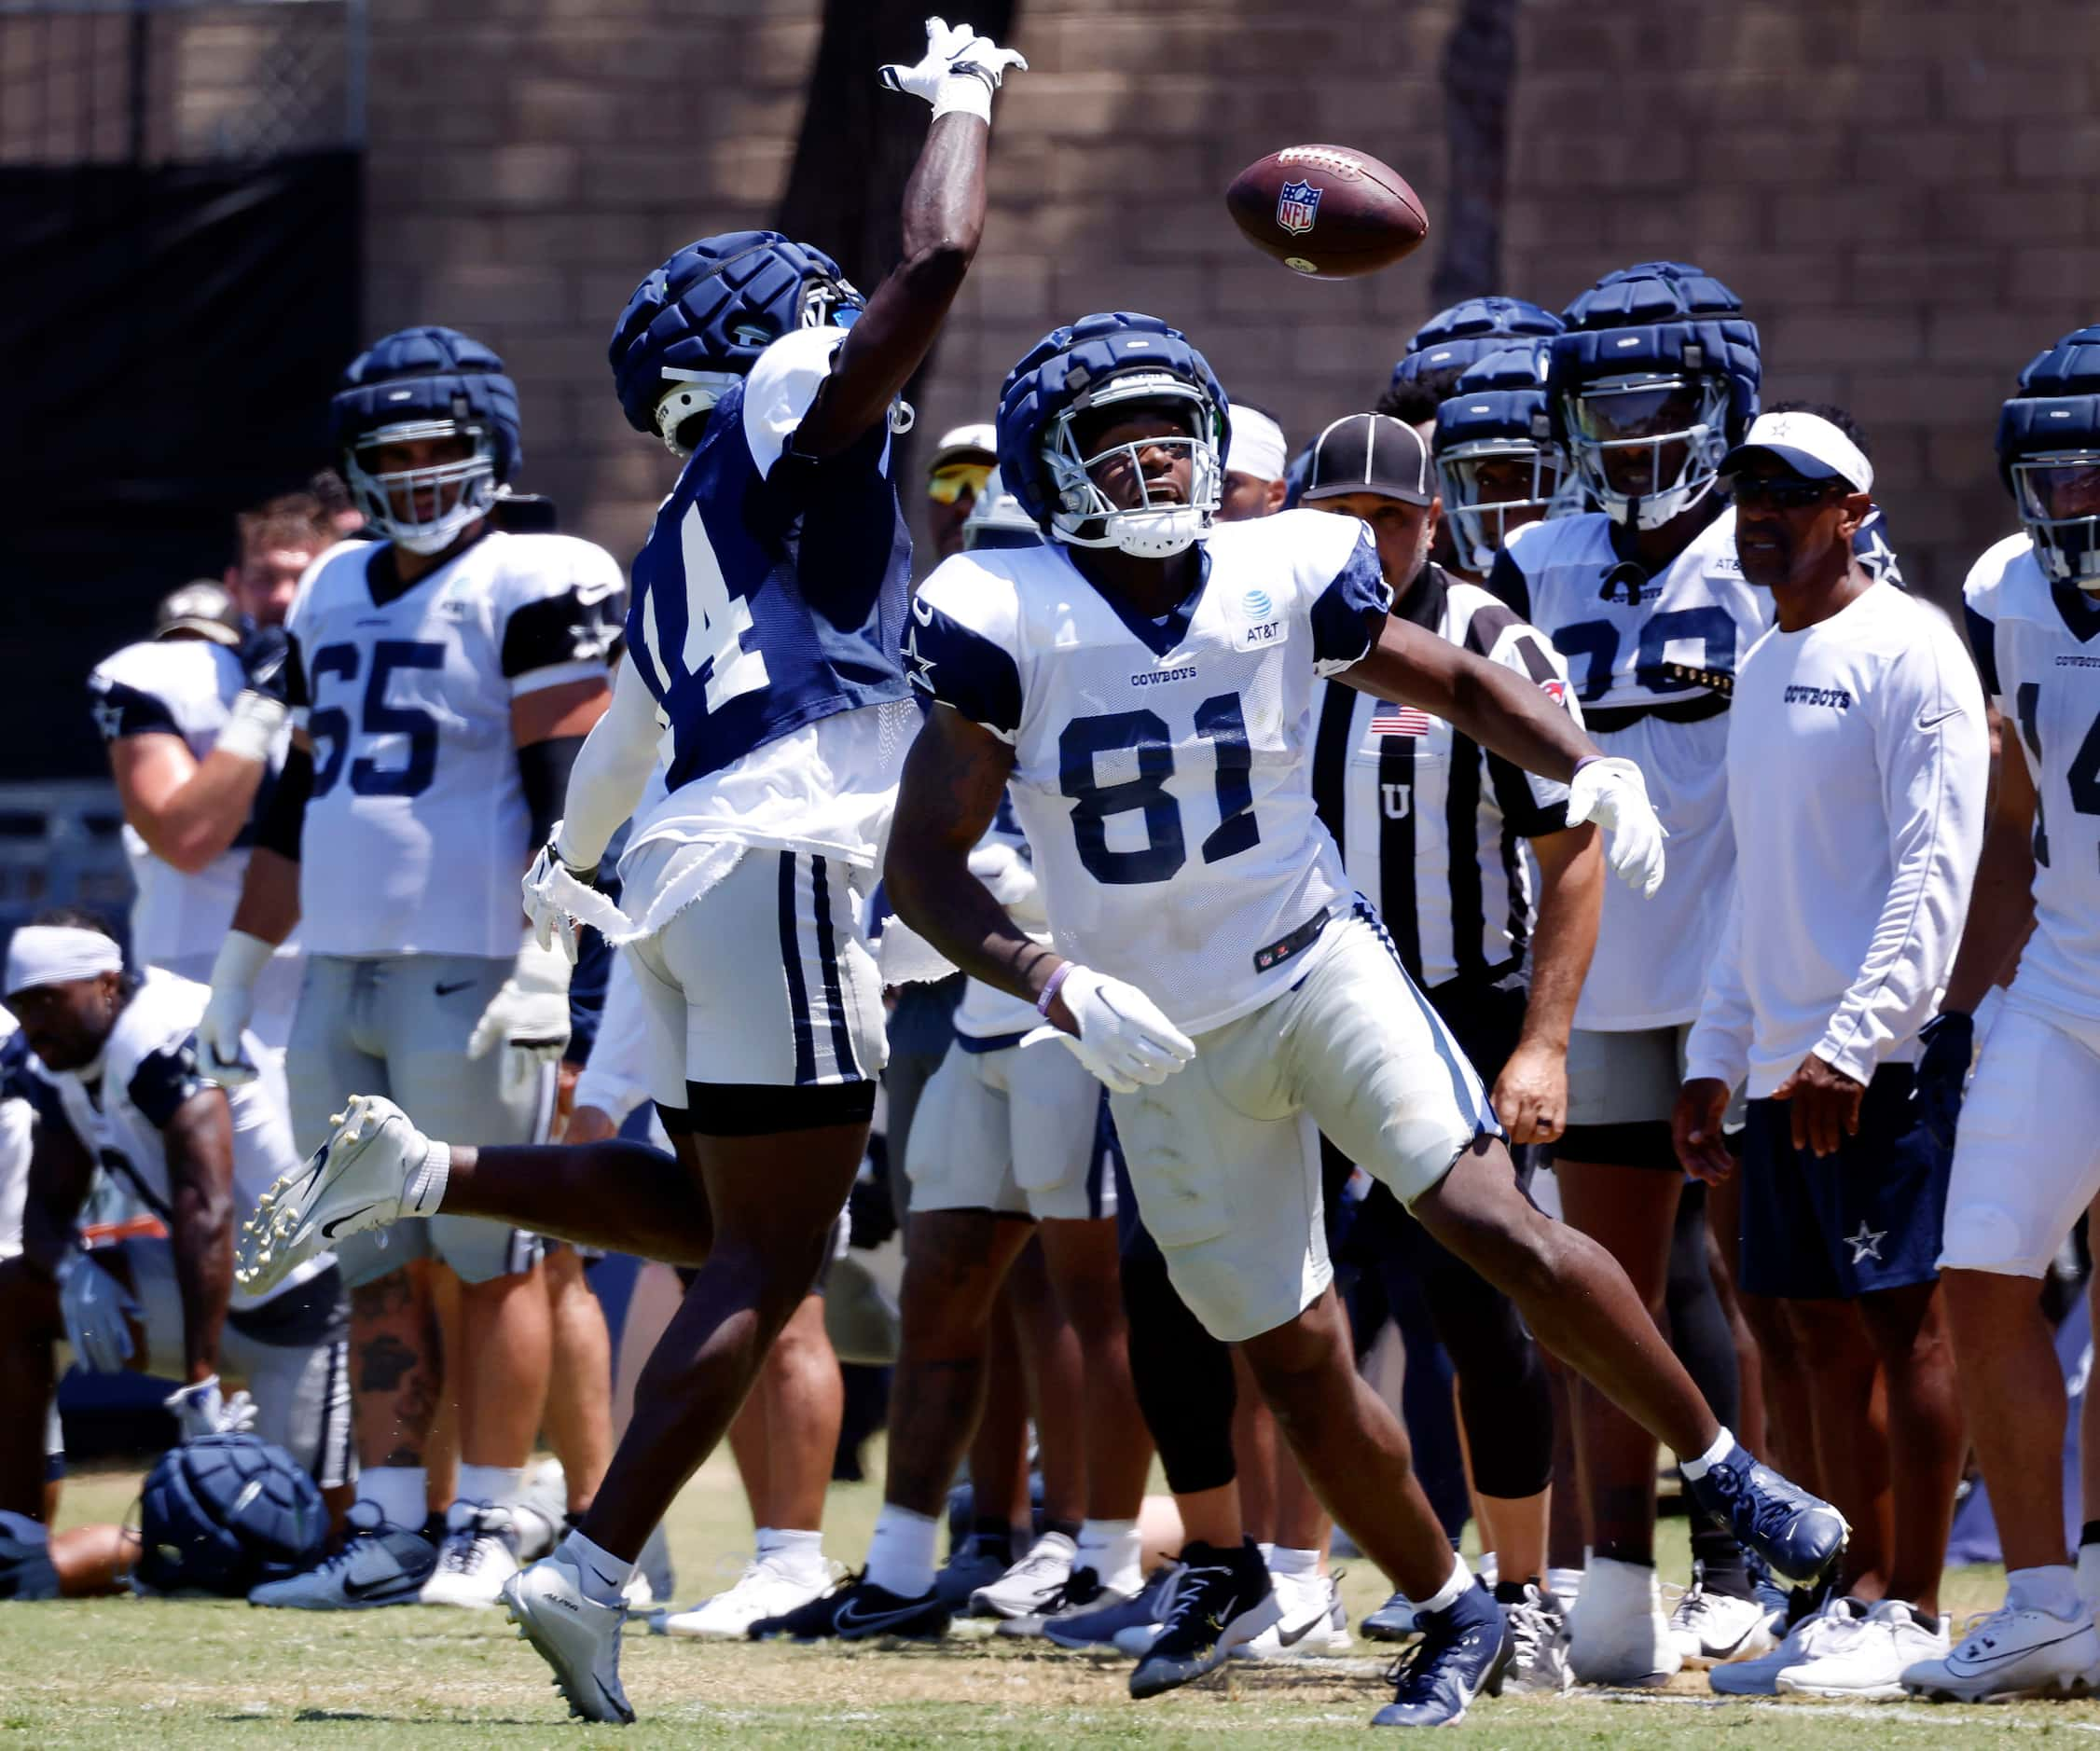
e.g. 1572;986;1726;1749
1300;412;1604;1632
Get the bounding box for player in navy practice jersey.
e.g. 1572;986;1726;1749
857;308;1844;1727
228;18;1028;1724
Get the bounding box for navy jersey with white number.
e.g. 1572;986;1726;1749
625;326;914;793
911;509;1391;1034
285;530;623;958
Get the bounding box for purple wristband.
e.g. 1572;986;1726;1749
1037;962;1074;1017
1571;754;1603;779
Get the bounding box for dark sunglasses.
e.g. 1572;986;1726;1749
1722;473;1844;511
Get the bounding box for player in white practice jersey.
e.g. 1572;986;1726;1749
0;917;351;1534
204;327;622;1610
1485;260;1775;1680
1902;327;2100;1703
229;20;1028;1724
89;496;335;1049
871;310;1844;1728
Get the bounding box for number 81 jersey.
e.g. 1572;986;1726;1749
911;509;1390;1033
286;530;623;958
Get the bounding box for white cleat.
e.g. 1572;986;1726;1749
1233;1572;1353;1660
420;1501;522;1609
1566;1555;1680;1687
236;1094;436;1295
504;1557;634;1726
1667;1572;1780;1667
1778;1597;1946;1699
1709;1592;1862;1696
968;1531;1075;1620
1902;1602;2100;1703
661;1555;835;1639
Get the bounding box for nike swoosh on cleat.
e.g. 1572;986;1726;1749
435;979;476;997
1275;1613;1324;1648
321;1205;380;1239
835;1598;934;1635
1948;1626;2092;1673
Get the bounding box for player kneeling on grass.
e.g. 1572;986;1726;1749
1899;326;2100;1704
0;915;352;1601
864;310;1841;1728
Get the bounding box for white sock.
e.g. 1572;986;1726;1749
456;1463;523;1510
865;1505;938;1600
560;1529;632;1606
406;1141;451;1215
760;1526;828;1585
1076;1519;1143;1594
2009;1563;2083;1620
2079;1544;2100;1611
1257;1540;1276;1565
1547;1565;1584;1604
1418;1550;1472;1617
1266;1544;1322;1580
355;1465;427;1531
1678;1426;1735;1481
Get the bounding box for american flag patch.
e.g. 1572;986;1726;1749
1369;703;1431;737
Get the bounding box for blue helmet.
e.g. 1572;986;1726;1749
1389;296;1564;405
331;325;521;555
1433;340;1569;572
610;230;863;456
1996;324;2100;587
997;311;1231;558
1549;262;1760;531
960;466;1043;553
135;1433;328;1597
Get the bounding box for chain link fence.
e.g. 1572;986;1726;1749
0;0;365;166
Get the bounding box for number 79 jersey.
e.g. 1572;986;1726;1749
910;509;1391;1034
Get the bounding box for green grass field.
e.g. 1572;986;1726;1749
10;1447;2096;1745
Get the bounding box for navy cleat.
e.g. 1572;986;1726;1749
0;1511;60;1601
1372;1586;1510;1727
746;1570;950;1642
1128;1539;1278;1699
1684;1441;1848;1589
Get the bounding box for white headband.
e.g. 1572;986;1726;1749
1226;407;1288;484
5;926;122;998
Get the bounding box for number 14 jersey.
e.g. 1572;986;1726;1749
911;508;1390;1033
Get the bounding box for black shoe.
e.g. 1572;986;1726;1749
747;1570;950;1642
1373;1585;1511;1726
1129;1539;1279;1700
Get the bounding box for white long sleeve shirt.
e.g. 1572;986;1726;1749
1683;582;1986;1097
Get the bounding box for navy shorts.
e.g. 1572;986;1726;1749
1737;1063;1950;1301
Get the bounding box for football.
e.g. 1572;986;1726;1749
1224;144;1430;280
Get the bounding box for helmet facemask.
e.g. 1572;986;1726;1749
2011;450;2100;588
1567;372;1731;531
1043;371;1223;558
345;419;498;555
1438;439;1567;572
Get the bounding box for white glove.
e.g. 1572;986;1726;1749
1566;756;1667;898
468;936;573;1087
57;1250;139;1374
1021;964;1195;1096
214;691;288;765
522;834;597;967
878;15;1028;122
164;1374;257;1442
200;931;273;1086
967;842;1044;926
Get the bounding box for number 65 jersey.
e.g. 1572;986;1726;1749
285;530;624;958
910;509;1391;1034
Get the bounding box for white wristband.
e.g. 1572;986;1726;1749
931;69;995;123
209;929;275;995
215;692;287;765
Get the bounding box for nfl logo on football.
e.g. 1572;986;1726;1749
1276;178;1321;236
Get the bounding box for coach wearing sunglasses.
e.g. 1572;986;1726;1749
923;422;999;562
1669;406;1987;1696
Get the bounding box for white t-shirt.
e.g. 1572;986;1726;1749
1495;509;1774;1028
33;972;328;1306
88;637;299;983
1962;532;2100;1026
285;530;623;958
911;509;1392;1035
0;1013;31;1262
1682;582;1986;1096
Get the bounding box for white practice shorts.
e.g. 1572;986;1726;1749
1938;989;2100;1278
1108;903;1498;1342
623;843;887;1105
905;1039;1116;1223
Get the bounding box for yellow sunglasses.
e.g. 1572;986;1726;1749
926;462;993;505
